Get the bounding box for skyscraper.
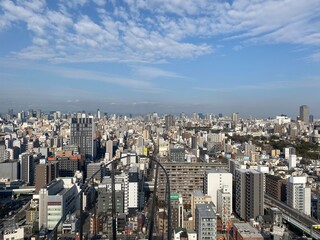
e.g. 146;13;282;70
20;153;34;185
235;169;264;221
70;117;96;160
165;114;175;130
299;105;309;124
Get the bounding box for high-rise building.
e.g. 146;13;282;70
231;112;238;123
0;143;7;163
106;140;113;161
20;153;34;185
35;160;59;193
235;169;264;221
128;167;139;213
287;176;311;216
300;105;310;124
217;185;232;230
195;204;217;240
165;115;175;130
265;174;287;202
170;194;184;230
157;162;228;204
70;117;96;160
204;170;232;208
190;190;212;231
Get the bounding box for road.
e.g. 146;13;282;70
265;194;320;239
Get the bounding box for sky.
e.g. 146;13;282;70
1;0;320;118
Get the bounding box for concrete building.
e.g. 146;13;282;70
70;117;96;160
284;147;296;160
157;162;228;204
265;174;287;202
169;146;185;162
170;193;184;230
3;227;24;240
0;142;7;162
217;185;232;230
35;160;59;193
235;169;264;221
87;162;107;182
195;204;217;240
189;190;212;231
288;154;297;169
204;169;232;208
0;161;19;180
128;167;139;213
233;222;263;240
38;178;79;230
165;114;175;130
287;176;311;216
300;105;310;124
20;153;34;185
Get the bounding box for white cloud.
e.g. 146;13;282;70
132;66;184;79
0;0;320;63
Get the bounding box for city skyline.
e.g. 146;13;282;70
1;0;320;117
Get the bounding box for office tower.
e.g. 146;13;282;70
195;204;217;240
235;169;264;221
35;160;59;193
204;170;232;208
128;167;139;213
231;112;238;123
300;105;309;124
310;115;314;123
191;136;197;149
97;184;124;214
20;153;35;185
287;176;311;216
106;139;113;161
157;162;228;204
70;117;96;160
97;108;101;119
38;178;79;230
165;114;175;130
265;174;287;202
233;223;263;240
217;186;232;230
102;172;129;214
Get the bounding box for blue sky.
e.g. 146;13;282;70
1;0;320;117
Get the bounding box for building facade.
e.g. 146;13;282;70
235;169;264;221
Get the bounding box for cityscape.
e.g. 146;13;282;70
1;107;320;240
1;0;320;240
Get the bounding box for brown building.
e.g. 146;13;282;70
51;151;84;177
35;161;59;193
156;211;168;234
157;162;228;204
265;174;287;202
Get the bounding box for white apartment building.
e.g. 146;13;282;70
287;176;311;216
204;170;232;209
